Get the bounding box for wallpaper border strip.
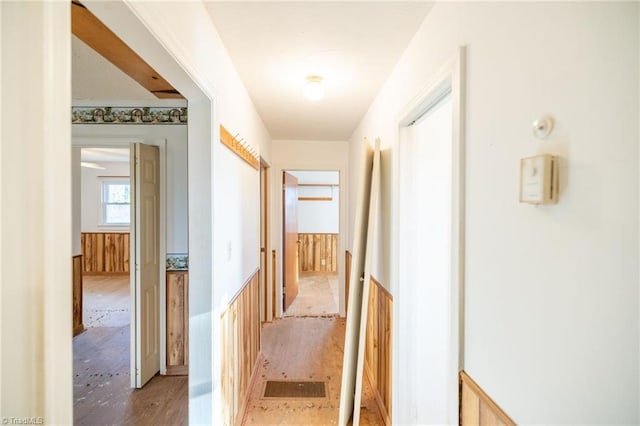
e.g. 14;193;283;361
72;106;187;125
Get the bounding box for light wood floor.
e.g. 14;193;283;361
284;272;339;317
83;275;130;327
75;277;377;425
241;317;384;425
73;275;188;425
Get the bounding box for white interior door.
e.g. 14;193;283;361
131;142;160;388
398;91;455;423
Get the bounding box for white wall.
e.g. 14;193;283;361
0;2;72;423
80;161;130;233
289;170;339;185
271;140;348;315
289;170;339;234
73;123;188;253
350;2;639;424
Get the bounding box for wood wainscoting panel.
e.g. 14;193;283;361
73;255;84;336
460;371;515;426
221;270;261;425
299;233;338;273
81;232;130;274
345;251;352;314
166;271;188;375
364;277;393;425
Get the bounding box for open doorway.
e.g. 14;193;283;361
78;147;131;330
73;148;133;417
70;2;190;421
283;170;340;317
71;142;188;424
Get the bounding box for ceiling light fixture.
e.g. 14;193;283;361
81;161;106;170
304;75;324;101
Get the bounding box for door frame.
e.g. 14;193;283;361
38;0;217;421
260;158;271;322
281;171;300;313
392;46;466;424
272;166;347;318
72;137;168;380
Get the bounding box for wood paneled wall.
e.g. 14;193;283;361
364;277;393;425
460;371;515;426
166;271;188;375
72;255;84;336
81;232;130;274
221;270;261;426
299;233;338;273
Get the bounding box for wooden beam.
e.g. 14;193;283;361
71;1;183;99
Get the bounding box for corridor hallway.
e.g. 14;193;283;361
241;316;384;425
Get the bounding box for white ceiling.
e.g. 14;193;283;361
72;2;433;141
72;35;156;101
81;148;130;163
205;2;432;141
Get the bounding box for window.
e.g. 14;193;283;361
101;179;130;226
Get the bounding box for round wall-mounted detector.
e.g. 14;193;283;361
532;116;554;139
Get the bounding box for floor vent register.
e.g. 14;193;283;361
263;381;326;398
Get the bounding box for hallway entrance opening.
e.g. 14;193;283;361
71;142;188;422
282;170;341;317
